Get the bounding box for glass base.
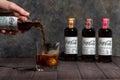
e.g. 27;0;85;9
36;65;57;72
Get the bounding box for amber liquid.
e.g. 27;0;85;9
36;54;58;67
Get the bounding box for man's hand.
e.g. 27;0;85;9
0;0;30;22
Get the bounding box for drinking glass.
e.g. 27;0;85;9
36;42;60;71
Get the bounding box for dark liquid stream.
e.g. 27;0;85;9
38;23;46;54
19;22;47;53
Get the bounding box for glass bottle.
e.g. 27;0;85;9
64;18;78;61
82;18;96;62
98;18;112;62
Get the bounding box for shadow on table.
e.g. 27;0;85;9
0;65;36;72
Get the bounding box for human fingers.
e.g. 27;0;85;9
18;16;28;22
8;12;28;22
8;2;30;16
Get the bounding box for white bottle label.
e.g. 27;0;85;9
65;37;78;54
0;16;18;28
98;38;112;55
82;38;96;55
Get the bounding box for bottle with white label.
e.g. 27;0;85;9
98;18;112;62
0;16;41;35
64;18;78;61
82;18;96;62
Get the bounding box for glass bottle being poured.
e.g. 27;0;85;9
0;16;43;33
0;16;46;53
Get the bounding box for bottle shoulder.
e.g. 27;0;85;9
82;28;95;33
82;28;95;37
64;27;77;36
65;27;77;31
83;27;95;30
99;28;112;32
99;28;112;37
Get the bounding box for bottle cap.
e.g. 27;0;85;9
69;18;75;21
86;18;92;22
86;18;92;29
102;18;109;29
68;18;75;28
103;18;109;21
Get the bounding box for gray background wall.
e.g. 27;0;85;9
0;0;120;57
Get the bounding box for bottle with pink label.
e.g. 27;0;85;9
98;18;112;62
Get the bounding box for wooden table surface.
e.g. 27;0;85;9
0;57;120;80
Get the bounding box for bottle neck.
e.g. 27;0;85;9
18;21;42;28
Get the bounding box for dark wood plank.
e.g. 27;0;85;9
0;58;57;80
33;71;57;80
20;58;58;80
0;58;18;80
77;62;106;79
0;68;13;80
10;58;35;80
96;62;120;79
0;58;35;80
12;58;36;68
57;61;81;80
0;58;35;70
113;57;120;67
11;70;34;80
0;58;18;68
1;58;120;80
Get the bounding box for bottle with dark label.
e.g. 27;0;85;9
0;16;42;35
64;18;78;61
98;18;112;62
82;18;96;62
